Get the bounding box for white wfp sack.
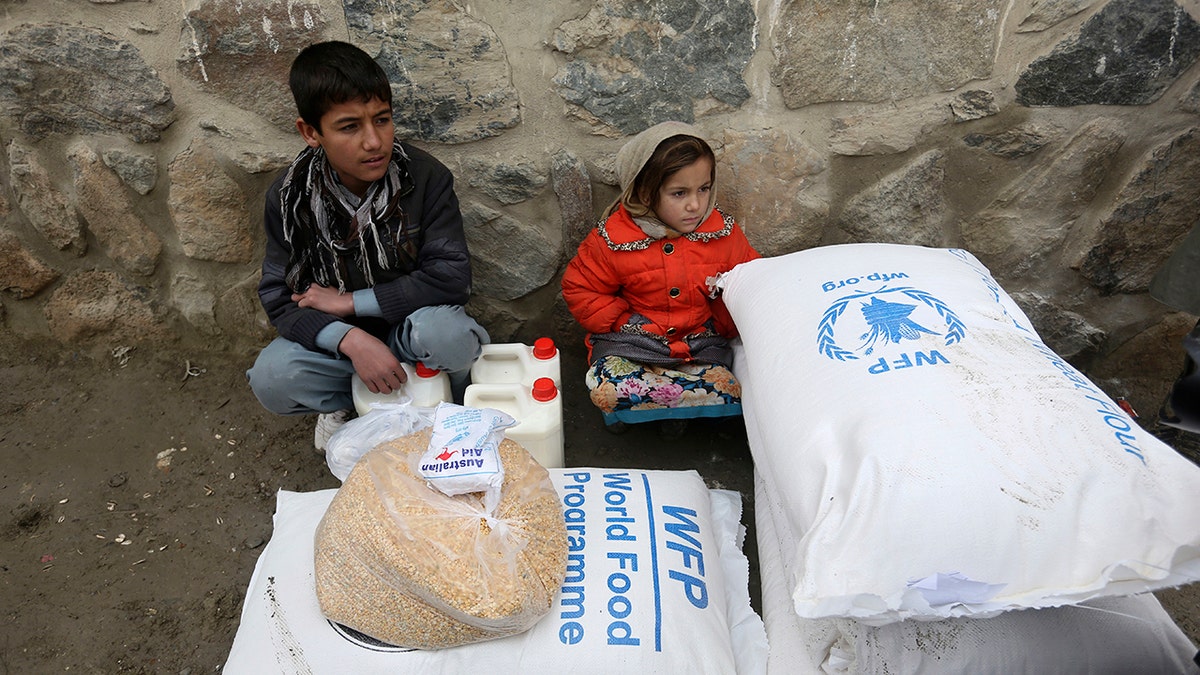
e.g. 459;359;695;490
753;470;1199;674
718;243;1200;625
224;470;768;674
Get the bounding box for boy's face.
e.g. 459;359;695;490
296;96;394;198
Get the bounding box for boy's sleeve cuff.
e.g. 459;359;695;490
316;321;354;355
353;289;382;317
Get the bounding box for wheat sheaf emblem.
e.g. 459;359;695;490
818;287;965;361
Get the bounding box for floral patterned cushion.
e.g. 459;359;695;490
585;355;742;413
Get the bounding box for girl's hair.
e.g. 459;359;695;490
289;41;393;132
628;135;716;215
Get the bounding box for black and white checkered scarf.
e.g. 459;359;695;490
279;141;412;293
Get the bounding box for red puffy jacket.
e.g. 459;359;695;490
562;205;760;361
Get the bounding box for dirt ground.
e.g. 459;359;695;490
1;330;1197;673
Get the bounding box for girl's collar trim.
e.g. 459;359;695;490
597;206;734;252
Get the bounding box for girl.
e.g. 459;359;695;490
562;121;760;430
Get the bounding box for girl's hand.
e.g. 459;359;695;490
292;284;355;317
620;312;663;335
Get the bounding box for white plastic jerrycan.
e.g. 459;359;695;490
351;361;451;415
463;376;563;468
470;337;561;388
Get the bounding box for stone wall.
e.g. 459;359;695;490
1;0;1198;385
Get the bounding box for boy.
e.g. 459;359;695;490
247;41;488;450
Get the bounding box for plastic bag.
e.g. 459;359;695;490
314;428;568;649
324;398;433;482
420;403;516;506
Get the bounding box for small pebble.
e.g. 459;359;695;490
108;473;128;488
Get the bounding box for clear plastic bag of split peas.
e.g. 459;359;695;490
313;428;568;650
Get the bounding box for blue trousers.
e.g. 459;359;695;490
246;305;488;415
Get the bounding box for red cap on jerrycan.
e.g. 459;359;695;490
533;337;557;360
532;377;558;402
414;361;441;378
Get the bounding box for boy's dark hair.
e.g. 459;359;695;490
289;41;393;132
631;135;716;211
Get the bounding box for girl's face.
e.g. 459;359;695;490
654;156;713;234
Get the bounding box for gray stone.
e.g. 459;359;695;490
727;196;828;257
167;141;254;264
177;0;328;131
1010;291;1106;362
1090;311;1200;386
8;141;85;255
462;202;560;301
1180;78;1200;114
592;155;619;188
0;23;175;142
830;98;954;156
963;123;1064;158
346;0;520;143
0;228;58;299
225;148;293;176
1076;127;1200;294
1000;119;1124;215
198;118;294;175
950;90;1000;122
464;298;526;345
1016;0;1200;106
552;0;755;134
772;0;1002;107
101;149;158;196
1017;0;1097;33
552;149;595;259
171;273;219;337
215;272;275;345
1150;217;1200;315
69;143;162;277
962;118;1125;276
838;150;947;247
466;158;547;205
718;128;828;256
43;269;169;344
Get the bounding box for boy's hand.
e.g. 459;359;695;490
292;284;355;317
338;328;408;394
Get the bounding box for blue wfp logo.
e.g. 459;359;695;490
818;286;965;372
